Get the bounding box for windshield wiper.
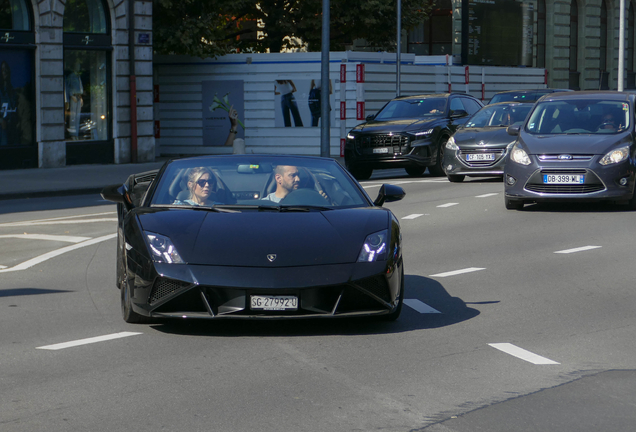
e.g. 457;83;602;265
280;205;333;212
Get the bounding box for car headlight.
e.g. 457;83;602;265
358;230;388;262
446;136;459;150
510;143;531;165
413;129;434;137
599;146;630;165
347;133;355;140
144;231;185;264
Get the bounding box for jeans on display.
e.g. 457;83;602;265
281;93;303;127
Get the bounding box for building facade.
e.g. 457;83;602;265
0;0;154;170
406;0;635;91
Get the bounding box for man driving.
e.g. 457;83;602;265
262;165;300;203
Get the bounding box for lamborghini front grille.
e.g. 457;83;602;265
149;277;192;304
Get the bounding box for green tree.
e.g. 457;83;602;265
153;0;432;56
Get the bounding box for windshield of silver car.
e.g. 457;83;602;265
525;100;630;134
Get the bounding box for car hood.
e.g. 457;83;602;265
352;118;441;134
137;207;390;267
519;132;632;154
453;127;516;148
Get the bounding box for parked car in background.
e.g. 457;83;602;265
504;91;636;210
344;93;484;180
443;102;534;182
488;89;573;105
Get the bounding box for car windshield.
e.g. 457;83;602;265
374;98;446;120
489;91;552;104
465;104;533;128
149;156;371;209
525;99;630;134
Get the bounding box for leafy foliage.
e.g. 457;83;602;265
153;0;432;57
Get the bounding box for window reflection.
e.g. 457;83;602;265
0;0;31;30
64;50;108;141
63;0;107;34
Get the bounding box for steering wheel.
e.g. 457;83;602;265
303;168;335;206
280;188;332;206
597;122;616;132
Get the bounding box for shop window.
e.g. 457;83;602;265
63;0;112;164
0;0;35;168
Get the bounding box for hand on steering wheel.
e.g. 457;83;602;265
305;169;334;206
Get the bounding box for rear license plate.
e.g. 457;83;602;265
467;153;495;161
373;147;390;154
543;174;584;184
250;295;298;311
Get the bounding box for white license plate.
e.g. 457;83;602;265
543;174;584;184
373;147;390;154
467;153;495;161
250;295;298;311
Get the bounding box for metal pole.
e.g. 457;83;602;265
396;0;401;96
618;0;625;91
320;0;330;157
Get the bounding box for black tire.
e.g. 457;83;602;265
405;167;426;177
350;166;373;181
121;278;150;324
380;268;404;322
428;137;447;177
505;197;524;210
447;174;465;183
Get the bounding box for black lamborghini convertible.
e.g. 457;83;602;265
101;155;406;323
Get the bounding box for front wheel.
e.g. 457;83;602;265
428;137;447;177
505;197;524;210
121;279;151;324
447;174;465;183
405;166;426;177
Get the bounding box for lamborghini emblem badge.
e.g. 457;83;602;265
267;254;277;262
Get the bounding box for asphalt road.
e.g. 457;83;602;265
1;169;635;432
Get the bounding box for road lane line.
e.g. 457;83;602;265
437;203;458;208
0;265;7;269
476;193;499;198
0;233;116;273
402;214;423;220
0;234;91;243
404;299;441;313
430;267;486;278
554;245;602;254
0;212;116;227
0;218;118;227
37;332;142;350
362;184;382;189
488;343;560;365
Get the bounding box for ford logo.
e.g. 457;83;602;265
558;154;573;160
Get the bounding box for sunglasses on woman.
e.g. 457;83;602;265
196;178;215;188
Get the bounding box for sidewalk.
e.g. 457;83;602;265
0;156;346;201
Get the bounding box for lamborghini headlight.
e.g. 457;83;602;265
358;230;388;262
599;146;630;165
144;232;185;264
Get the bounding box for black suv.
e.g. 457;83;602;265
344;93;484;180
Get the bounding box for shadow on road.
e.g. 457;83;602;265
0;194;112;215
150;274;480;337
516;201;634;213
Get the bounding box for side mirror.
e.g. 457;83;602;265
101;184;127;204
507;125;521;136
450;109;469;119
374;184;406;207
366;114;376;121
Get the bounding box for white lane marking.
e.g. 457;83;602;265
0;265;7;269
476;193;499;198
404;299;441;314
0;218;117;227
430;267;486;278
0;233;116;273
361;179;449;188
489;343;560;365
37;332;142;350
413;179;450;183
362;184;382;188
437;203;458;208
402;214;423;220
554;245;602;254
0;212;116;227
0;234;91;243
